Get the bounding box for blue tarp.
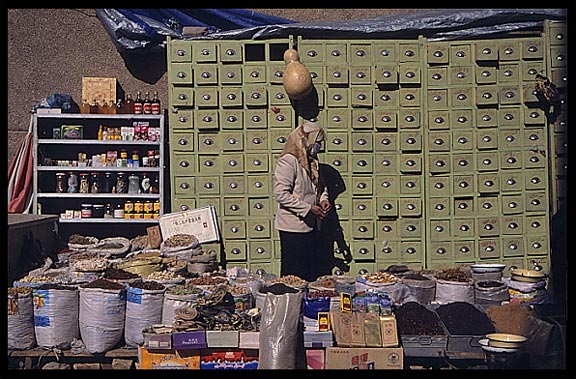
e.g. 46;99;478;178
97;8;567;53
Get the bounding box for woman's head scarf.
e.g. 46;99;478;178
280;121;326;187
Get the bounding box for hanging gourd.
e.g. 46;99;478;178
282;48;313;100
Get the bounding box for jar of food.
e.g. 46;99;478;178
92;204;105;218
140;173;151;193
102;172;113;193
116;172;127;193
124;200;134;219
153;200;160;219
143;200;153;219
79;173;90;193
113;203;125;219
128;174;140;194
81;203;93;218
90;172;101;193
67;172;78;193
132;150;140;168
104;203;114;218
134;200;144;219
55;172;67;193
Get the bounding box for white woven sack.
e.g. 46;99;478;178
124;286;165;347
79;286;126;354
33;287;79;348
161;292;200;326
435;278;474;304
8;293;36;350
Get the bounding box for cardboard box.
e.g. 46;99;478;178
138;346;200;369
206;330;239;348
324;347;404;370
306;349;325;369
60;125;83;139
82;77;118;105
143;331;172;350
172;330;206;350
200;350;259;370
239;331;260;349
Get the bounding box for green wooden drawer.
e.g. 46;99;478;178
220;87;243;108
268;85;291;105
374;132;397;151
351;109;373;129
376;219;399;240
351;131;373;152
199;154;223;174
400;241;423;262
219;41;243;63
399;63;421;84
243;65;267;83
326;87;349;107
524;108;546;126
475;85;499;106
453;218;475;239
351;154;373;174
522;60;545;82
171;153;197;175
429;154;450;174
399;87;421;107
499;129;522;150
400;131;422;152
476;151;499;172
476;66;497;84
398;109;420;129
502;236;524;257
498;107;521;128
476;129;498;150
224;196;247;217
450;43;472;65
451;130;474;151
352;197;374;218
454;198;474;217
522;83;540;104
500;150;523;170
399;42;420;62
326;64;349;84
299;42;324;64
226;241;247;261
221;131;244;151
502;194;524;214
246;153;269;173
474;41;499;61
222;175;246;195
450;87;474;108
429;197;450;218
170;40;192;62
450;65;474;85
525;191;547;213
429;219;451;241
373;42;398;62
400;198;422;217
173;176;195;196
428;110;450;130
501;171;523;193
525;235;548;256
170;130;194;152
244;109;267;129
248;219;271;239
326;108;350;129
351;86;373;107
521;38;544;60
170;62;193;84
247;175;270;195
427;42;449;64
350;43;372;63
501;215;523;235
454;240;475;261
499;40;521;61
427;89;448;109
308;65;325;84
400;175;422;196
478;238;500;259
326;132;348;152
478;173;499;194
525;214;547;235
376;197;398;218
375;175;399;197
352;219;374;239
245;130;268;151
352;176;373;196
219;65;243;85
171;86;194;107
428;131;451;152
498;85;521;105
352;240;375;261
498;63;520;83
477;196;500;217
524;169;547;191
244;85;268;107
269;108;293;128
268;64;285;84
375;64;398;85
196;176;220;196
194;42;218;62
172;197;196;213
325;42;348;63
428;175;451;197
249;240;272;261
222;219;246;239
350;65;372;85
377;240;399;260
429;241;453;261
221;154;244;174
195;110;219;130
249;197;271;217
452;174;475;196
169;108;194;129
374;108;397;130
333;196;350;218
197;132;221;153
195;64;218;85
550;46;567;68
269;129;290;150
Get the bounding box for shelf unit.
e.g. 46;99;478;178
32;113;165;239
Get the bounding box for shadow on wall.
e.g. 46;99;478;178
120;50;168;84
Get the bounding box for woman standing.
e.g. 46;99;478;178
273;121;332;282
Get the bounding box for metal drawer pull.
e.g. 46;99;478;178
383;203;393;210
277;137;286;143
331;49;342;57
229;182;238;189
357;94;367;101
433;95;442;101
228;160;238;167
459;181;469;188
481;70;491;77
178;138;188;145
255;225;265;232
358;204;367;211
177;71;186;78
531;199;541;206
457;116;467;123
482;158;492;165
506;135;515;142
507;157;517;164
482;92;492;99
383;71;392;78
357;160;367;167
380;49;390;56
405;115;415;122
458;137;468;144
434;117;445;124
201;48;211;55
482;115;492;122
274;70;283;78
256;247;266;254
435;225;444;232
275;93;285;100
405;50;415;57
179;183;189;189
508;243;518;250
457;94;467;101
333;138;343;145
436;248;446;255
504;47;514;55
227;138;238;145
178;116;188;122
202;116;213;123
201;72;212;79
359;248;369;255
483;136;492;143
457;72;466;78
435;182;444;189
406;181;416;188
358;226;368;233
356;72;366;79
332;71;342;78
251;115;262;122
335;204;342;210
381;181;391;188
381;116;392;123
230;204;239;211
231;248;241;255
333;160;342;166
460;225;469;231
227;94;236;100
504;113;514;120
178;94;188;101
358;138;367;145
382;247;392;254
226;72;236;79
251;93;261;99
532;242;541;249
202;94;211;101
405;71;416;78
531;177;541;184
405;94;415;101
406;247;416;254
482;48;492;55
204;182;214;189
276;115;286;122
458;203;468;209
406;204;416;211
435;204;445;210
433;51;443;57
357;182;367;189
252;138;262;145
484;224;494;230
307;50;318;57
460;246;470;253
176;49;186;56
529;133;539;141
254;181;263;188
356;49;366;57
358;116;368;123
485;180;494;187
180;205;189;211
253;159;262;166
225;48;236;56
231;226;239;233
250;71;260;78
504;70;513;77
531;221;541;228
203;138;214;145
508;202;518;208
180;161;190;167
254;203;263;210
204;160;215;167
406;160;416;166
505;91;515;99
456;50;466;57
530;156;539;163
485;245;494;252
381;138;391;145
508;222;518;229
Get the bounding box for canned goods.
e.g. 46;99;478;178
81;204;93;218
134;200;144;219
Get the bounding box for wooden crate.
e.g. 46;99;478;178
81;77;118;105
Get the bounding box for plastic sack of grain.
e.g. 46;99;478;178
33;285;79;348
161;289;203;326
79;281;126;353
8;289;37;350
124;284;165;347
435;278;474;304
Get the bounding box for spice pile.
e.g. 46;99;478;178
485;302;534;335
435;301;495;335
395;301;445;335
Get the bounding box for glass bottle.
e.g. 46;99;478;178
104;203;114;218
97;125;103;140
150;174;159;194
115;98;125;114
99;99;109;114
102;172;113;193
134;91;143;114
113;203;125;219
143;91;152;114
108;99;116;114
89;99;99;114
124;93;134;114
55;172;67;193
151;91;161;115
128;174;140;194
80;99;90;114
140;173;151;194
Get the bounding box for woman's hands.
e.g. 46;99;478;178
310;200;332;220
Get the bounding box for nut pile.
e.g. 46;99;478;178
270;274;307;288
361;271;399;284
435;267;470;282
164;234;199;248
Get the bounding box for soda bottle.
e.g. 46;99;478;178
134;91;143;114
151;91;161;115
143;91;152;114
